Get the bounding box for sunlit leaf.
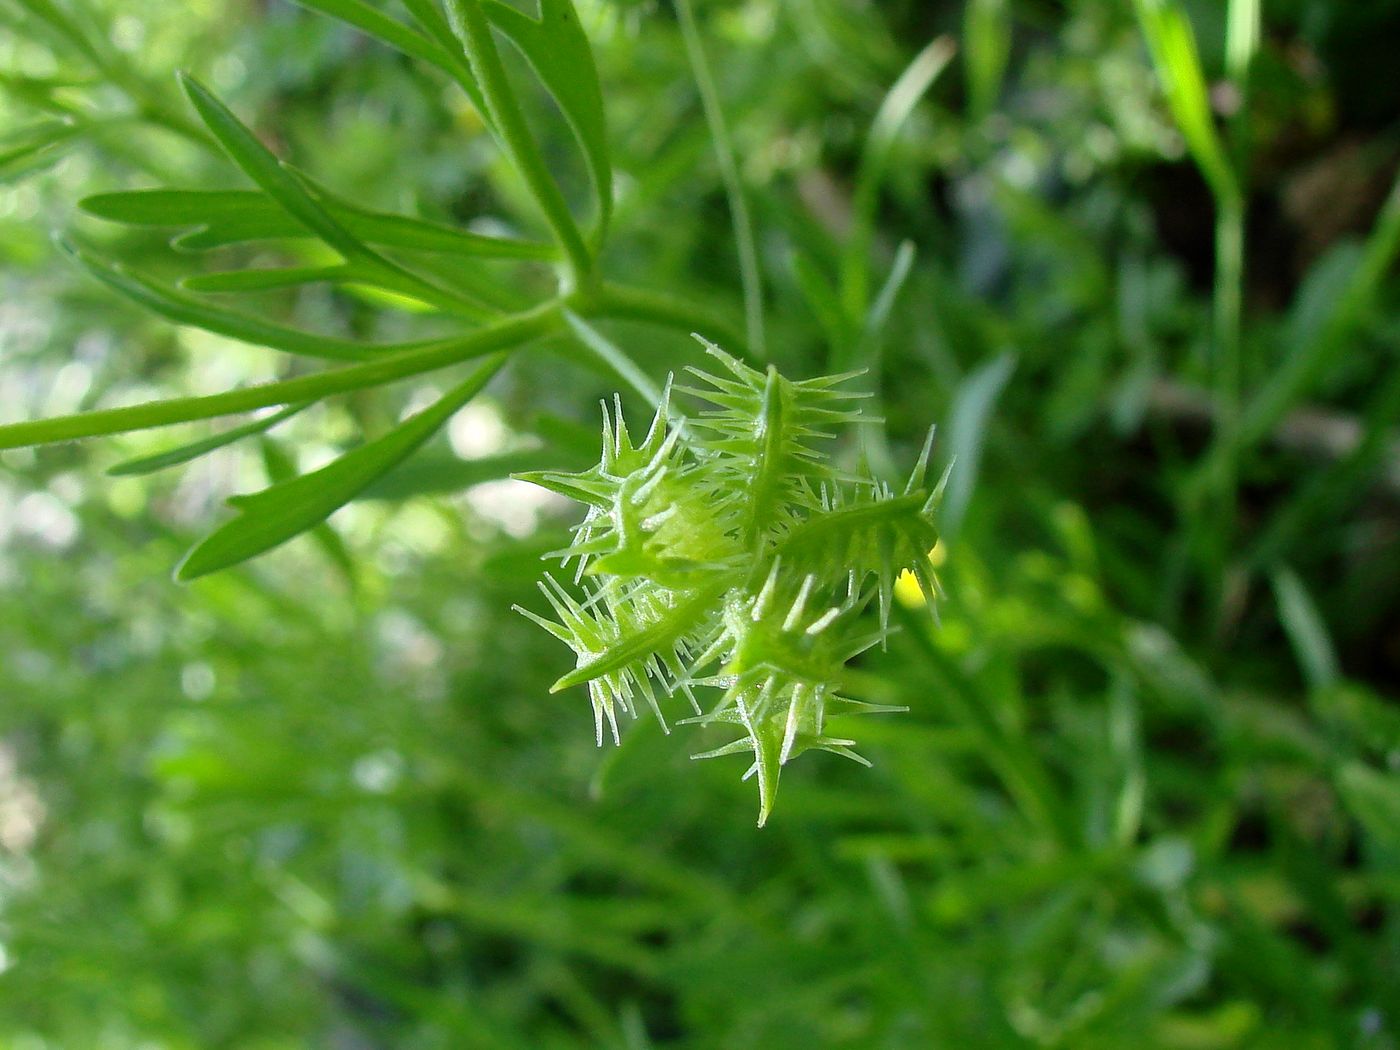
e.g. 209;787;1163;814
1132;0;1237;204
176;352;508;579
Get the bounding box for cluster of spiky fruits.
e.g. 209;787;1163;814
517;341;944;825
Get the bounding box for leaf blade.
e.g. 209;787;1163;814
1132;0;1237;205
178;73;369;262
176;352;508;580
107;402;311;477
287;0;455;72
62;241;377;362
81;188;554;259
482;0;612;236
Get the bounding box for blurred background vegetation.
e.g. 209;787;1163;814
2;0;1399;1045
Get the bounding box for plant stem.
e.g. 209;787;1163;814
562;311;664;406
0;301;564;450
673;0;766;360
1209;0;1256;561
1212;195;1244;542
442;0;593;288
0;266;764;452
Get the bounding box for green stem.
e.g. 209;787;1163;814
442;0;593;288
0;302;563;450
1212;195;1245;543
673;0;766;360
0;271;754;452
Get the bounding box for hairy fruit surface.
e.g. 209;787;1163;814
516;341;946;825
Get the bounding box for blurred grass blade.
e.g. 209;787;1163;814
61;241;378;362
482;0;612;237
1108;679;1146;847
851;241;916;480
1191;170;1400;499
1271;567;1340;691
176;352;509;580
0;117;81;180
1234;172;1400;456
941;352;1015;540
842;35;956;317
1336;763;1400;854
107;402;311;477
1249;364;1400;568
964;0;1011;121
12;0;104;67
1132;0;1237;205
81;188;553;259
862;240;916;347
792;250;855;362
674;0;765;359
1225;0;1261;88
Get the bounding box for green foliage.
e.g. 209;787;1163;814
2;0;1400;1046
177;353;507;579
0;0;742;579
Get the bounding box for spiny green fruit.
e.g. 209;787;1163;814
516;339;946;825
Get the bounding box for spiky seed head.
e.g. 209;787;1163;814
516;345;945;825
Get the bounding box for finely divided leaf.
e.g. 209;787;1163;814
181;266;350;293
177;74;482;314
108;402;311;477
0;305;558;450
176;352;508;580
179;73;392;264
61;240;378;362
482;0;612;235
81;188;552;258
